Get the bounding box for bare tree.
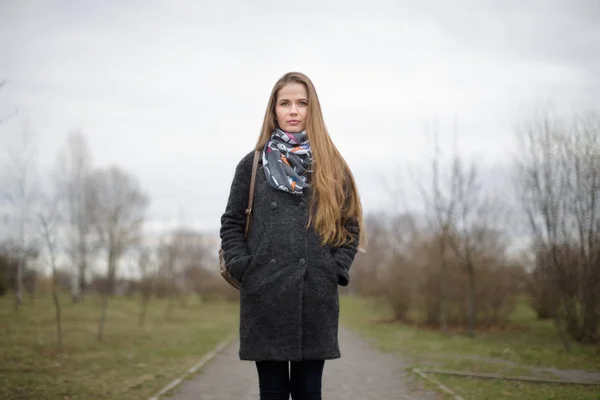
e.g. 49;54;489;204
54;131;95;302
514;110;600;347
562;113;600;343
449;158;480;337
37;194;63;350
2;121;38;310
449;158;508;337
385;118;517;333
88;166;149;341
177;228;213;299
160;236;181;319
137;243;159;326
351;212;397;296
515;111;570;349
411;121;459;333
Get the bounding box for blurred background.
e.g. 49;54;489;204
1;1;599;399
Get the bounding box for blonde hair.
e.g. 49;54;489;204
255;72;366;249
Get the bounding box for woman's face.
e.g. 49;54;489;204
275;82;308;133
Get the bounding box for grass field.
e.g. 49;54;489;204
340;295;600;400
2;293;599;400
0;294;239;400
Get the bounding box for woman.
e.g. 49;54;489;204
219;72;365;400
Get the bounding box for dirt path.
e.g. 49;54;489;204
166;326;441;400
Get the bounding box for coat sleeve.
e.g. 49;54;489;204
331;216;360;286
219;152;254;282
331;175;360;286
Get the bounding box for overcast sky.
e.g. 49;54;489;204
1;0;599;237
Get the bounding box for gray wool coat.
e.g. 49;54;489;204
219;150;360;362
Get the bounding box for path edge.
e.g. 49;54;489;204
148;334;237;400
411;367;466;400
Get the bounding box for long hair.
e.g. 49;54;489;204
255;72;366;249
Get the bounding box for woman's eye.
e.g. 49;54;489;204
299;102;308;106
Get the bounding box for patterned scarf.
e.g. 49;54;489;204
262;129;313;196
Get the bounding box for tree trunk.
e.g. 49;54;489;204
97;252;114;341
78;258;86;301
565;300;582;341
467;263;476;337
553;312;571;352
71;284;81;303
53;275;63;350
164;273;176;319
14;250;24;311
139;294;149;326
581;291;599;344
77;237;88;301
50;252;63;350
439;237;448;333
107;268;116;296
439;266;447;333
97;295;108;341
554;315;572;352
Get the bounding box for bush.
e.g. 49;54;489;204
357;227;524;330
0;251;16;297
528;266;556;319
532;242;600;343
382;254;415;321
0;268;7;297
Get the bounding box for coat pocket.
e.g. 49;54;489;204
238;255;255;287
240;252;271;290
324;252;340;285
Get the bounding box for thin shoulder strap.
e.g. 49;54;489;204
244;150;261;237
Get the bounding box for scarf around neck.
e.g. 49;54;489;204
262;129;313;196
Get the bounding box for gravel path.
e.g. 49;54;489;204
167;326;441;400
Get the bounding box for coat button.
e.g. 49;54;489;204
269;258;277;266
298;201;305;208
298;258;306;266
270;201;278;209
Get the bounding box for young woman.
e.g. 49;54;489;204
220;71;365;400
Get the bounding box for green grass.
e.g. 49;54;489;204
340;295;600;370
434;375;600;400
0;294;239;400
340;295;600;400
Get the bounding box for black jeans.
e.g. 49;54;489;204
255;360;325;400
